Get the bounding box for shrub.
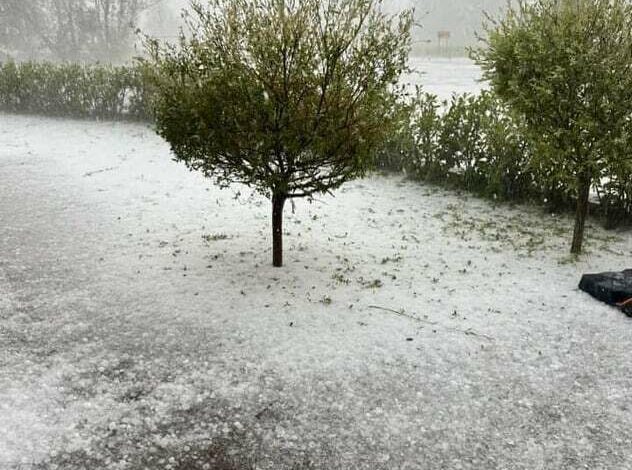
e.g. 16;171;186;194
373;91;425;174
144;0;413;267
0;61;150;120
408;91;443;180
375;86;632;228
2;55;631;231
474;0;632;253
382;91;537;200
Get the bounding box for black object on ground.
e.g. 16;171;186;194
579;269;632;317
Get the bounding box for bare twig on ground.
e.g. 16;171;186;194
83;166;118;177
368;305;494;342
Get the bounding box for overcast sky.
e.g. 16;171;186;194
142;0;509;47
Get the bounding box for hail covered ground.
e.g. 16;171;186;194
1;59;631;469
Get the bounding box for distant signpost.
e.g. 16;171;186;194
437;30;451;56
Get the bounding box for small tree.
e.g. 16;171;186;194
474;0;632;254
144;0;412;266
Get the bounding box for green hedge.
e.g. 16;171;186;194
0;61;150;120
1;60;630;226
376;90;632;227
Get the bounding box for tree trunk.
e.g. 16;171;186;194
571;172;591;255
272;194;286;267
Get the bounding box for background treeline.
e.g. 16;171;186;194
0;60;630;226
0;1;508;63
0;0;161;63
376;91;632;227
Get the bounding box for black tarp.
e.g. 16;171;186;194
579;269;632;316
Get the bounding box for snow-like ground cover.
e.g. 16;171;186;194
406;57;485;100
1;72;631;468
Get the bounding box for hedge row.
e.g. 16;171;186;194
375;91;632;227
1;61;630;225
0;61;150;120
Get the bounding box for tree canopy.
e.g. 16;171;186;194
475;0;632;254
145;0;413;266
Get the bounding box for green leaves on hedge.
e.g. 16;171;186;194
376;90;632;226
0;61;150;120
